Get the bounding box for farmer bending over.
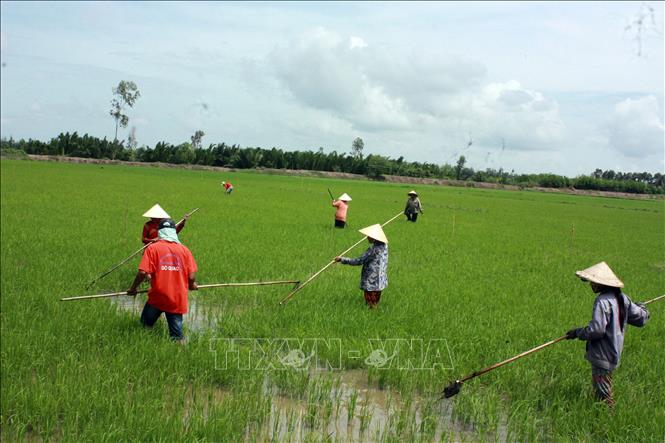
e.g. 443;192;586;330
565;261;650;407
332;193;352;228
142;203;188;245
335;224;388;308
221;181;234;195
404;190;423;222
128;218;198;341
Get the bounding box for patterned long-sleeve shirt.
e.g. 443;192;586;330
341;243;388;291
404;197;423;214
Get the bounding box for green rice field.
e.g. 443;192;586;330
1;159;664;441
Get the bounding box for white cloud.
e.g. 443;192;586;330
268;28;565;147
349;36;367;50
269;27;410;131
465;81;566;150
606;95;664;158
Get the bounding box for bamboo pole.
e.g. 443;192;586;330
644;293;665;305
85;208;200;288
279;211;403;305
441;293;665;398
63;280;300;301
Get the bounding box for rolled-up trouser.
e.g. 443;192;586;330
363;290;381;307
140;302;184;341
591;365;614;407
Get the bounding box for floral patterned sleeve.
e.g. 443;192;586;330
341;247;373;266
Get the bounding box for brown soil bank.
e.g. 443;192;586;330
22;154;664;201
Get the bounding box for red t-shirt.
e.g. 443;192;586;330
332;200;348;221
142;219;185;244
224;182;232;190
139;240;197;314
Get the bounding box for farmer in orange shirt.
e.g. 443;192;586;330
332;193;352;228
141;204;188;245
128;218;198;341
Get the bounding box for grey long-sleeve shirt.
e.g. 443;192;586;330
576;291;649;370
404;197;423;215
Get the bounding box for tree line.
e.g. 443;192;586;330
1;132;663;195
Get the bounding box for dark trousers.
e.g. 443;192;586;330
334;219;346;228
140;302;184;340
406;212;418;222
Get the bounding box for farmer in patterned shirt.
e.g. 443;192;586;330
565;261;650;407
335;224;388;308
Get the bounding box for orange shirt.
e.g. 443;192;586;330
139;240;197;314
332;200;348;221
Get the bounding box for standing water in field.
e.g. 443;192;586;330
112;295;222;332
255;369;479;442
111;295;484;441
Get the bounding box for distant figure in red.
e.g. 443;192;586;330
142;204;188;245
221;181;234;195
332;193;352;228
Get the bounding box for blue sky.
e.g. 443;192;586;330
1;1;663;176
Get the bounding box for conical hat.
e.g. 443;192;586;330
575;262;624;288
407;190;418;196
359;224;388;244
338;193;352;201
142;204;170;219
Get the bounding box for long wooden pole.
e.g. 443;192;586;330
644;293;665;305
279;211;403;305
458;335;568;385
63;280;300;301
442;293;664;398
86;208;200;288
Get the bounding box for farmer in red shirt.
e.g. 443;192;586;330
221;181;234;195
128;218;198;341
332;193;352;228
141;204;188;245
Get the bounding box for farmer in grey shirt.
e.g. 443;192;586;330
566;261;650;407
404;190;423;222
335;224;388;308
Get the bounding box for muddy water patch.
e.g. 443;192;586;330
258;369;477;442
111;295;241;332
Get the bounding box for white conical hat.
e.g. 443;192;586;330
359;224;388;244
407;190;418;196
142;204;170;219
575;262;624;288
338;193;352;201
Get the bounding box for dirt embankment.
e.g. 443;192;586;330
21;154;664;201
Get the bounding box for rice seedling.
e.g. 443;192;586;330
1;159;663;441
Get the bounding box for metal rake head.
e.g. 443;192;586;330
441;380;463;399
